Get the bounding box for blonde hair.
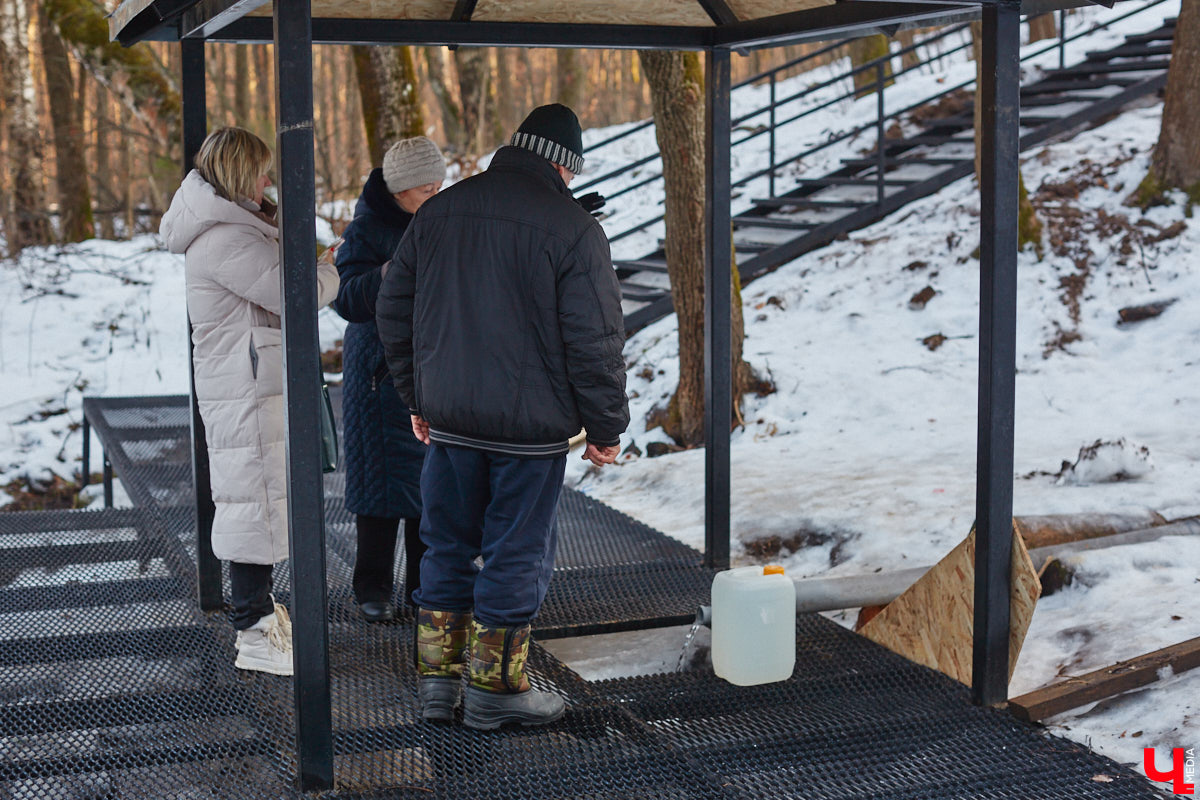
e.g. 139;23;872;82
195;127;273;202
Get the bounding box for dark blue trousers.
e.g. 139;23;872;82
414;443;565;627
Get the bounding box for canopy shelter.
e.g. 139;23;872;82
109;0;1068;790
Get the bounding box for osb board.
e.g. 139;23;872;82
859;524;1041;687
472;0;713;27
250;0;457;19
726;0;836;21
251;0;834;24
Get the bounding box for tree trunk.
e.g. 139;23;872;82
353;45;426;166
454;47;489;155
254;45;272;139
1141;0;1200;199
38;0;93;242
1027;14;1057;44
93;80;116;238
44;0;180;144
494;48;516;140
519;48;536;112
847;34;894;98
233;44;250;123
423;46;464;155
556;48;584;111
638;50;751;447
1;0;53;252
896;29;921;72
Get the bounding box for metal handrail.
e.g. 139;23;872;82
579;22;972;194
600;0;1170;249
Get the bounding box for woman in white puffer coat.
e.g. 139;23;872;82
160;127;339;676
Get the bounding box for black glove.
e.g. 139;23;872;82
574;191;606;217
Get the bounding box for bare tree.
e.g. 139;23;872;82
556;49;584;110
353;45;426;165
454;47;490;155
1027;15;1058;43
638;50;756;447
38;0;93;242
1134;0;1200;205
1;0;53;252
848;34;894;98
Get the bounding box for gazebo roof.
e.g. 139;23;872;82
109;0;1070;49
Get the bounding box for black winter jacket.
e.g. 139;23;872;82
376;146;629;457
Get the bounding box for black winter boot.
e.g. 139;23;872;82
414;608;472;721
462;620;565;730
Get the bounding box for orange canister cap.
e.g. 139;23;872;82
763;565;785;576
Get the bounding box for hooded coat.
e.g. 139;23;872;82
332;168;426;519
161;170;339;564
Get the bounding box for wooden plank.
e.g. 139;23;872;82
1014;511;1166;550
859;523;1040;687
473;0;715;26
1010;638;1200;722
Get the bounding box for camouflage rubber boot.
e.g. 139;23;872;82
414;608;472;722
462;620;565;731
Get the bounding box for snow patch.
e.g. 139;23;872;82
1057;438;1156;486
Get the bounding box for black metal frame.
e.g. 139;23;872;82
972;0;1021;706
273;0;333;789
108;0;1037;785
704;49;733;572
180;39;222;613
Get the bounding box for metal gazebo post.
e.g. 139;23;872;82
272;0;334;788
181;38;222;612
972;0;1021;707
704;46;733;571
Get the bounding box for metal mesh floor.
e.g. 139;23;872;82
82;392;715;637
0;394;1162;798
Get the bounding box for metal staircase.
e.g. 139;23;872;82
582;0;1176;333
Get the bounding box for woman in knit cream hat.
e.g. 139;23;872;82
333;136;446;623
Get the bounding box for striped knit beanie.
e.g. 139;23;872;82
510;104;585;175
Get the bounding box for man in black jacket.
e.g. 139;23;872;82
376;104;629;730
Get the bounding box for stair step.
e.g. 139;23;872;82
752;197;870;208
1023;77;1139;95
733;242;772;253
0;627;210;667
1122;27;1177;44
1086;43;1173;59
615;259;669;273
792;177;918;187
885;134;972;148
735;217;824;230
621;285;668;302
841;156;970;168
3;540;153;569
1019;113;1069;125
1047;59;1171;76
1018;94;1098;107
0;686;251;737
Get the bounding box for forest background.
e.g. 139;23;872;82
0;0;946;251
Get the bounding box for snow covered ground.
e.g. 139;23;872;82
2;2;1194;788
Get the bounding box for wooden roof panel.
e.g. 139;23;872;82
248;0;458;19
472;0;714;26
727;0;836;20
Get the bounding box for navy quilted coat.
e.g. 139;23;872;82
334;168;426;519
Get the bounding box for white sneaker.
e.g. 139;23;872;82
234;610;293;676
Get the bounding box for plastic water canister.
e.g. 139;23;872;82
711;565;796;686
